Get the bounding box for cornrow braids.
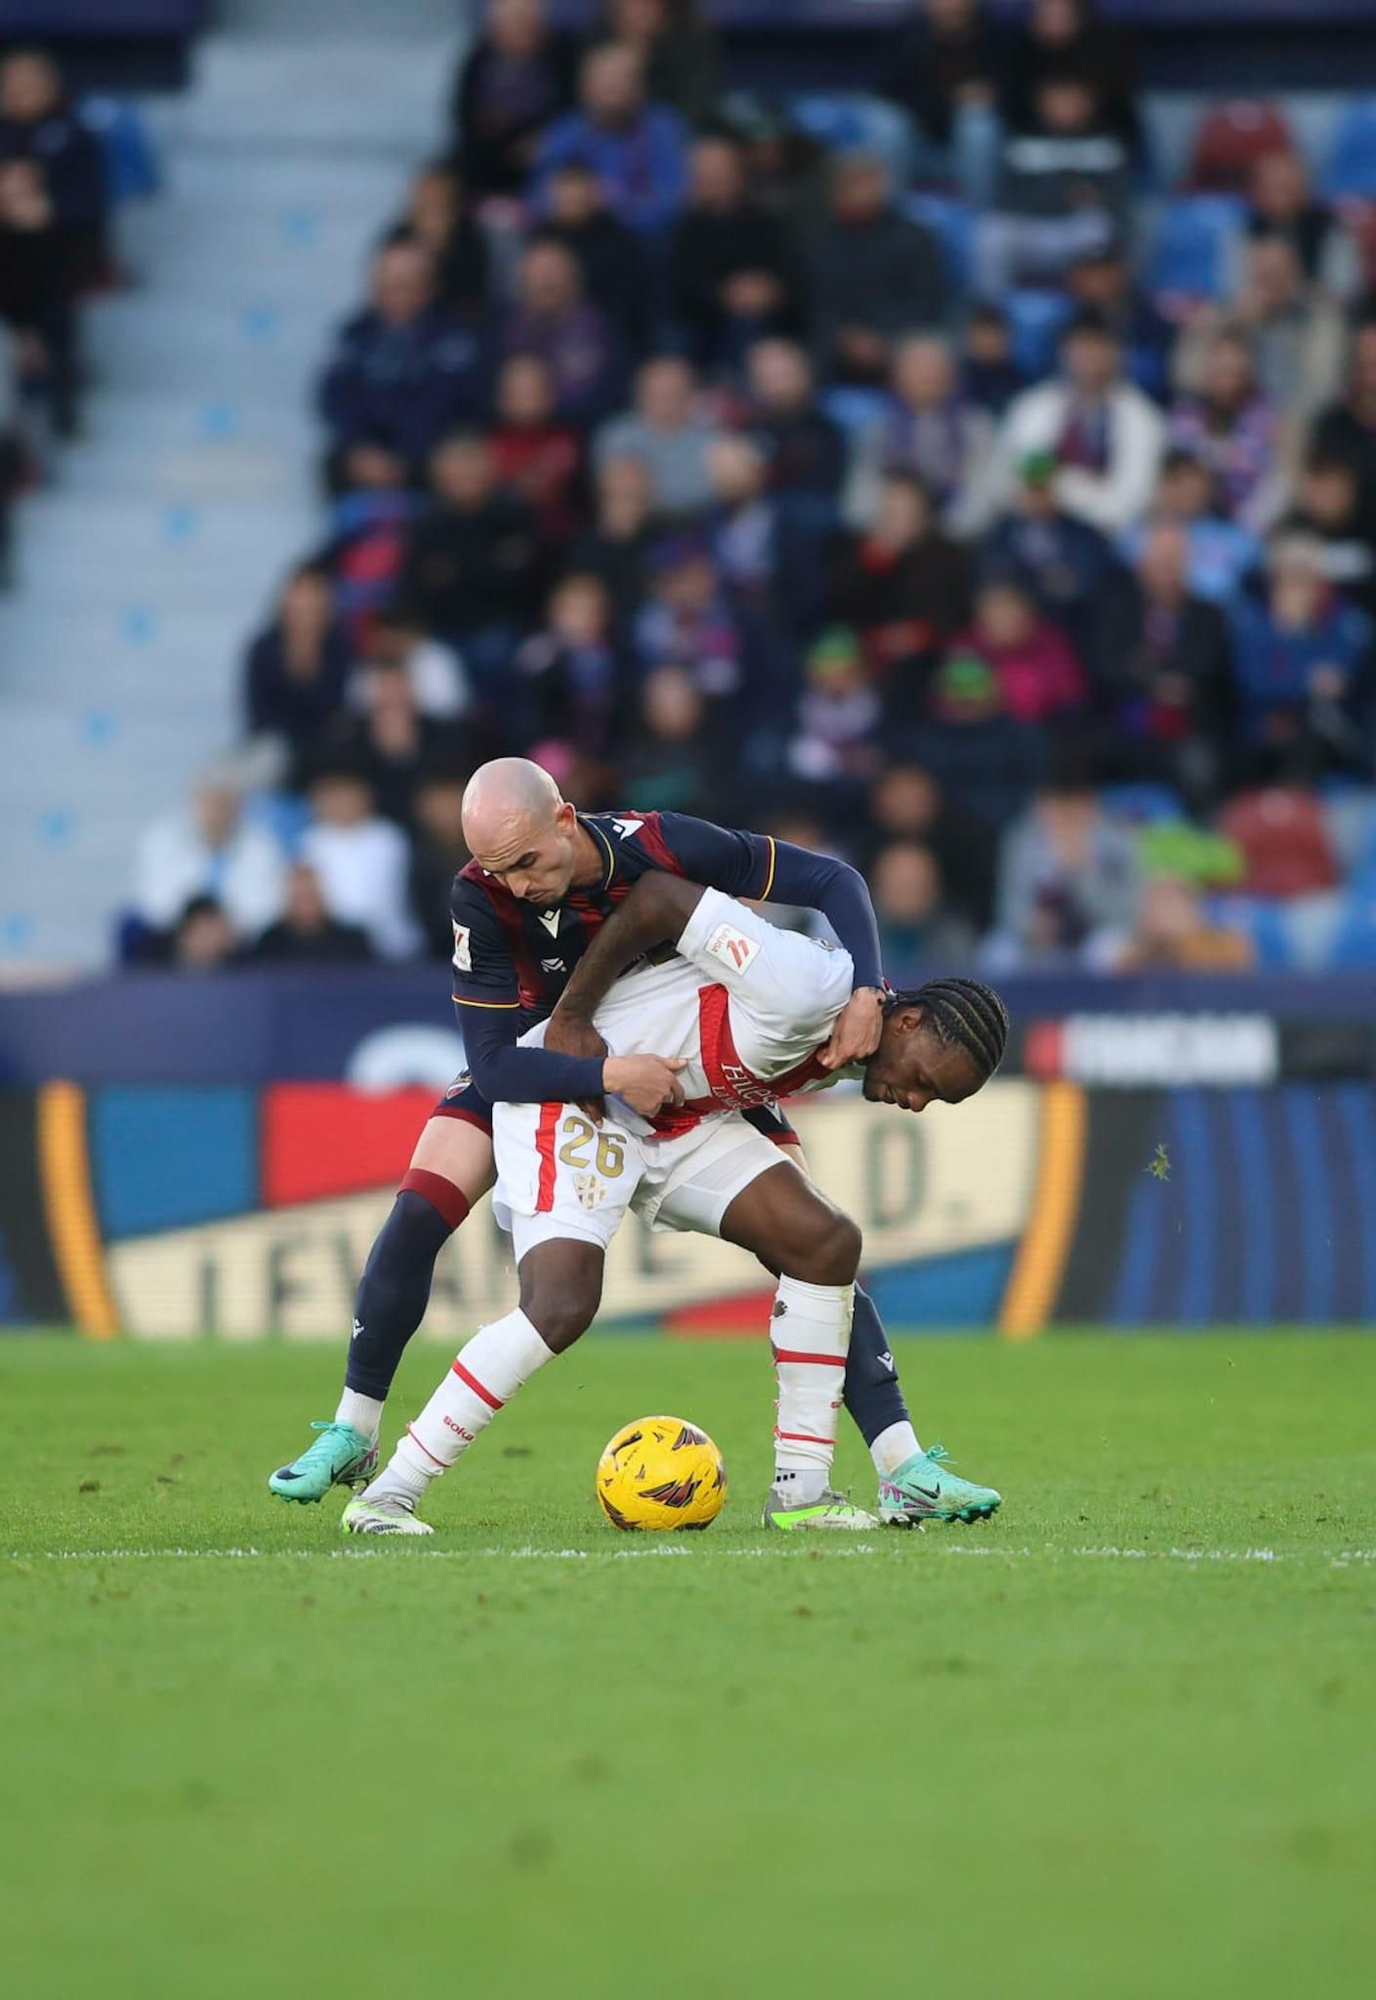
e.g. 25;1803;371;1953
888;977;1009;1081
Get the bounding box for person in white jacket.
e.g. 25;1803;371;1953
992;311;1164;536
134;773;287;939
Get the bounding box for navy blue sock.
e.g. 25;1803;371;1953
843;1284;911;1447
345;1190;457;1401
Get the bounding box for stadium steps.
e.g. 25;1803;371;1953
0;20;457;972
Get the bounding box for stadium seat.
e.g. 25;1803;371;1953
1185;100;1294;194
1005;291;1073;379
1322;97;1376;198
1218;788;1339;899
1100;783;1186;826
789;94;913;184
1327;892;1376;968
80;98;160;201
820;386;888;439
902;194;975;291
1203;895;1292;969
1145;196;1246;303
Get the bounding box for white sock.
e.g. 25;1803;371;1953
335;1389;384;1441
870;1420;922;1478
771;1276;853;1497
366;1308;554;1503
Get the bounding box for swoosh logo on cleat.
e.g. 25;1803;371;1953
914;1485;940;1502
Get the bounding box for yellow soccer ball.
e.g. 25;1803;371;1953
595;1415;727;1531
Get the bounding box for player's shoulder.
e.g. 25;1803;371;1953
583;808;680;874
451;861;505;917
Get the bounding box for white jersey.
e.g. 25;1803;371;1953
520;886;856;1129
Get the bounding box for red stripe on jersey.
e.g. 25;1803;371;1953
697;984;832;1111
535;1103;560;1212
451;1359;503;1411
623;810;681;874
771;1348;847;1366
481;878;543;1012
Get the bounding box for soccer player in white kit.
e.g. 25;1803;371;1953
345;872;1008;1535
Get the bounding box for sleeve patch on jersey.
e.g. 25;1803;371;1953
704;922;759;973
451;922;472;973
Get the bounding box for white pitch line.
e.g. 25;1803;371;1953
10;1545;1376;1565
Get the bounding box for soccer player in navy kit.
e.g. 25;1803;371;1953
270;758;953;1524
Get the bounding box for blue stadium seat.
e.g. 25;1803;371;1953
1204;896;1292;969
902;194;975;291
1328;892;1376;968
1323;97;1376;198
80;97;160;201
1005;291;1073;379
1100;782;1184;825
790;94;913;185
820;386;888;439
1146;196;1246;301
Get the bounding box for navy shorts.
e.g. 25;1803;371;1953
429;1073;798;1146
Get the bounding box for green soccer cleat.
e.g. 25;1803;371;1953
762;1487;880;1532
268;1421;377;1504
878;1443;1002;1526
341;1495;433;1537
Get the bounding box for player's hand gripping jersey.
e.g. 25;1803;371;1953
491;890;856;1256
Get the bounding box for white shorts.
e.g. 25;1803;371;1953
492;1101;789;1264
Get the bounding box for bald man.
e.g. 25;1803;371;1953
269;760;923;1518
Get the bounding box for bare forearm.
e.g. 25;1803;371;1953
554;874;705;1023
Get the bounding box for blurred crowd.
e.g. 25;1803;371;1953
125;0;1376;981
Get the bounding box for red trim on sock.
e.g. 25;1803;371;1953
399;1168;471;1232
771;1347;847;1366
451;1358;503;1410
535;1103;560;1212
406;1424;447;1469
775;1429;834;1445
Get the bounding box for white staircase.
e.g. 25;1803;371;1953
0;2;460;969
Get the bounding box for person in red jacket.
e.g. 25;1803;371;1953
947;576;1088;724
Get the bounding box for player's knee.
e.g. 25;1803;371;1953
519;1264;601;1353
796;1206;862;1287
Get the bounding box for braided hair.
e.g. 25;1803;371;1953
887;977;1009;1082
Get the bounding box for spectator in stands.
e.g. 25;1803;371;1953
988;762;1139;970
243;562;353;771
976;71;1132;297
1180;236;1346;429
0;322;17;583
704;434;787;613
516;571;629;759
785;623;885;806
249;863;376;965
1168;328;1286;533
902;646;1046;828
397;430;548;686
995;313;1165;535
886;0;1005;199
487;352;584;542
172;896;240;972
353;608;471;720
961;303;1025;418
808;152;946;386
861;761;997;929
1113;873;1253;973
634;537;742;704
864;333;997;539
568;451;658;621
831;470;972;702
541;157;649;356
670;133;801;375
531;41;687;236
1311;319;1376;546
620;664;723;814
1089;521;1235;810
342;664;461;826
0;157;79;435
1135;446;1260;604
134;775;286;942
408;762;472;959
1064;245;1174;404
1244;147;1361;303
497;234;623;426
449;0;576;200
600;0;721;128
1276;453;1376;620
594;354;722;517
745;338;847;513
948;576;1089;726
869;839;978;984
299;758;421;960
0;49;108;283
1001;0;1140;153
390;162;489;318
1227;534;1375;784
978;449;1117;645
317;238;483;495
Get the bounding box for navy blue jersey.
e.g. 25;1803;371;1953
448;809;881;1106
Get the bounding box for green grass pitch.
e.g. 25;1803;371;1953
3;1330;1375;2000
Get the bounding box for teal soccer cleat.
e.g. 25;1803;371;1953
878;1444;1002;1526
268;1421;377;1504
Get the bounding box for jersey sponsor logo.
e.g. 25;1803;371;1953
451;922;472;973
611;817;645;840
704;922;759;974
715;1059;773;1108
537;909;561;937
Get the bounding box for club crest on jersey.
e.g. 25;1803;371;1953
573;1172;606;1212
445;1070;473;1099
451;922;472;973
704;922;759;973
